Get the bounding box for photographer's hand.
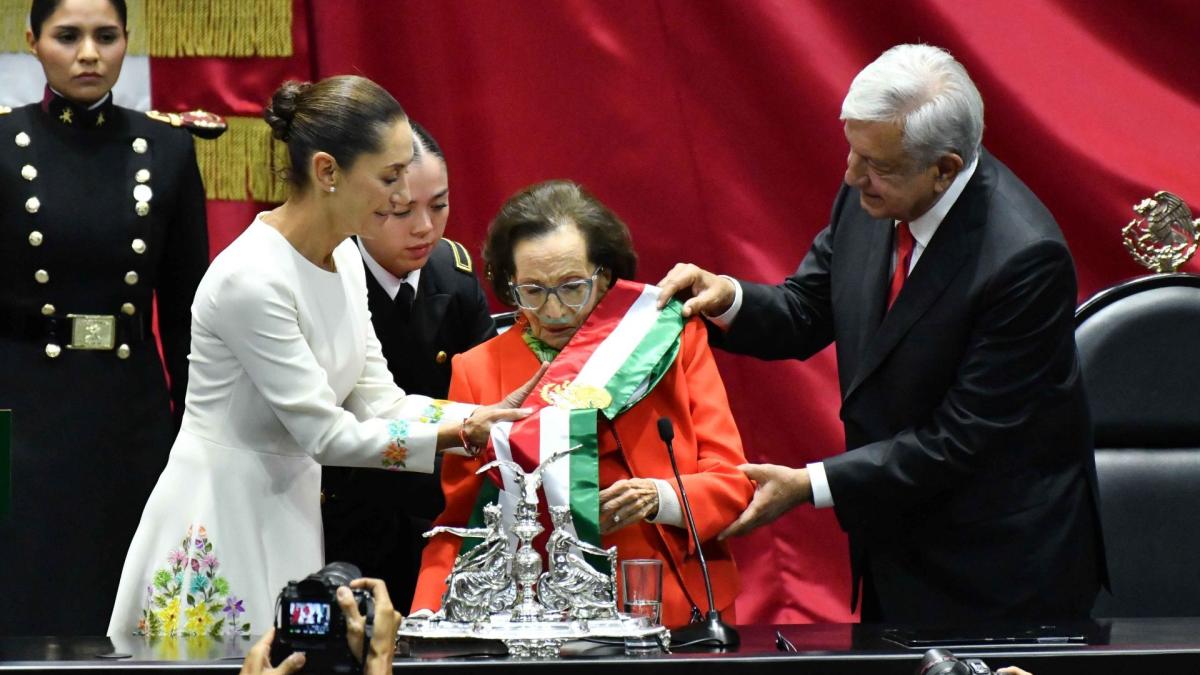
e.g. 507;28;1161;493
239;628;305;675
339;578;403;675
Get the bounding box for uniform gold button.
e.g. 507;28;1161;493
132;238;147;254
135;169;151;183
116;344;131;359
15;131;30;147
34;269;49;284
21;164;37;181
41;303;56;316
436;350;448;364
45;343;61;358
132;137;148;153
133;184;153;202
25;196;40;213
121;302;136;315
124;271;139;285
135;201;150;216
28;230;43;246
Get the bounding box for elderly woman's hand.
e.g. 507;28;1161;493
599;478;660;534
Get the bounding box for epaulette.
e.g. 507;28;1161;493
443;238;474;273
0;106;11;115
146;109;227;140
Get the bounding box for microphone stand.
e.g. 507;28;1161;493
657;418;740;649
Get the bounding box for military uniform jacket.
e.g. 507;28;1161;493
0;93;209;636
322;238;495;609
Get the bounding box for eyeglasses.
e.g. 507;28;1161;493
509;267;604;311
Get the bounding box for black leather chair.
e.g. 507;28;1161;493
1075;273;1200;617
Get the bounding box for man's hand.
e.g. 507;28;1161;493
655;263;736;318
719;464;812;539
599;478;660;534
339;578;403;675
238;628;305;675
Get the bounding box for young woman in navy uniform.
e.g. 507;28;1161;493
0;0;211;635
322;122;496;611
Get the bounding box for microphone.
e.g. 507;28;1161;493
657;417;740;649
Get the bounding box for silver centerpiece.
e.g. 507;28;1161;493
398;448;668;658
1122;191;1200;273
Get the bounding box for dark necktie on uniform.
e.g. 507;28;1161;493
887;221;914;309
395;282;415;323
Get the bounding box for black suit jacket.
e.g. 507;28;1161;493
714;150;1107;623
322;238;496;609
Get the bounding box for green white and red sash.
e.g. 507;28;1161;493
466;280;685;551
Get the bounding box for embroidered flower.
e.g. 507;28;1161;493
189;574;209;593
223;596;245;618
156;597;182;635
382;420;411;470
137;524;249;638
419;399;450;424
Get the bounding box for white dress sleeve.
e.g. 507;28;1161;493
206;266;474;473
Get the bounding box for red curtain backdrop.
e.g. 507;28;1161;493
152;0;1200;624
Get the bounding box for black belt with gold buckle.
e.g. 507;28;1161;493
0;308;150;349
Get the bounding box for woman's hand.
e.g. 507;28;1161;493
238;628;305;675
461;362;549;449
599;478;660;534
338;578;403;675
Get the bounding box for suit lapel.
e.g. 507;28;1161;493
843;175;985;402
841;211;894;363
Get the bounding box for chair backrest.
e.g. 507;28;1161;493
1075;273;1200;617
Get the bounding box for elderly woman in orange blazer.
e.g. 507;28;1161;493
411;180;753;628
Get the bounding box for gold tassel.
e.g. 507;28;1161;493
0;0;147;54
0;0;31;53
194;116;290;202
147;0;292;57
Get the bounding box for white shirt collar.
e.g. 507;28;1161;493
357;238;420;301
904;155;979;248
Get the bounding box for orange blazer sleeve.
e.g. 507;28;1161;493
661;319;754;548
410;351;489;613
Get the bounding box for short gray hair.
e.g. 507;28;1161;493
840;44;984;168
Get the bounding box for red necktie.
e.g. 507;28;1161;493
887;221;914;309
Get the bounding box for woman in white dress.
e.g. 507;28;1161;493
108;75;535;638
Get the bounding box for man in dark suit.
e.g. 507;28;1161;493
322;122;496;611
658;44;1106;624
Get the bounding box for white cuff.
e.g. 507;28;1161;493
646;478;685;527
397;396;479;456
703;275;743;330
807;461;834;508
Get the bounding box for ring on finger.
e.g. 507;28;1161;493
613;513;621;523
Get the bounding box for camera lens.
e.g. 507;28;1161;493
318;561;363;588
918;649;973;675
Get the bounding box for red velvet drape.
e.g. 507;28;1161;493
150;0;1200;624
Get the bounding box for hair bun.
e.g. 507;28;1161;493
264;80;311;142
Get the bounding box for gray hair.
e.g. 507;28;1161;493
840;44;984;168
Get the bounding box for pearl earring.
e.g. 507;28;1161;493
328;186;336;193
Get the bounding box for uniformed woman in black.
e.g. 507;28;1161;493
0;0;209;635
322;122;496;612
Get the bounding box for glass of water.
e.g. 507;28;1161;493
621;558;663;625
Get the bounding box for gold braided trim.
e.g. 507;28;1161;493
194;115;289;202
147;0;291;57
1;0;147;55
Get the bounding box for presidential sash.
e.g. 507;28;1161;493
466;280;685;552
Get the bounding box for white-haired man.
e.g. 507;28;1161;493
658;44;1107;623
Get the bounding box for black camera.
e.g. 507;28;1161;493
271;562;374;674
917;648;995;675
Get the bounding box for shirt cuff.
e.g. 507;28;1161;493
703;275;743;330
397;396;479;455
807;461;834;508
646;478;685;527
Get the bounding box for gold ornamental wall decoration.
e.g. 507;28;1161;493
1121;191;1200;273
